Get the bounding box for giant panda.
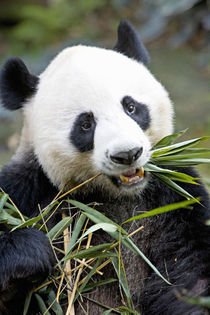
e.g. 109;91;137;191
0;20;209;315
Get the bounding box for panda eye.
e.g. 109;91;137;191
126;102;136;114
81;121;92;131
121;96;151;131
71;111;96;152
122;96;137;115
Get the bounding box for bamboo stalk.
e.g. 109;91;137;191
65;233;92;315
63;212;75;315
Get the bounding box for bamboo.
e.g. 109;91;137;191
63;212;75;315
65;233;92;315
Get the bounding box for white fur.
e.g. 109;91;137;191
22;45;174;194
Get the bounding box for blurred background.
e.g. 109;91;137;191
0;0;209;183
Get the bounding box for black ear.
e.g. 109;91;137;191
0;57;39;110
114;20;150;64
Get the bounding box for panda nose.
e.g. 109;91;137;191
110;147;143;165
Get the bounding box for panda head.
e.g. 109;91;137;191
0;21;174;197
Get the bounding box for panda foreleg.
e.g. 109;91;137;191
0;228;55;314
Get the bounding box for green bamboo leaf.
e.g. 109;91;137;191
11;201;58;231
123;199;197;224
151;136;209;158
72;250;117;260
69;243;113;259
0;194;24;227
63;223;118;261
0;193;8;211
0;209;23;227
67;200;126;234
153;129;187;149
154;151;210;161
144;163;198;184
77;223;118;243
47;290;64;315
82;278;117;293
35;294;50;315
118;306;140;314
153;158;210;166
47;216;72;240
103;310;114;315
182;147;210;154
111;256;131;306
66;213;86;255
154;173;199;202
23;290;33;315
176;292;210;308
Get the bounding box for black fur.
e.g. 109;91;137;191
0;228;55;314
114;20;150;64
0;57;39;110
0;151;57;217
70;112;96;152
122;95;151;131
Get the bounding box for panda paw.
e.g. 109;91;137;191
0;228;55;290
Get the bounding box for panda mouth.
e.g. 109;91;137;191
112;167;145;187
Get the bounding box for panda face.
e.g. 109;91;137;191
23;45;173;196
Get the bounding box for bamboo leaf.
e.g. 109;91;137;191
77;223;118;243
35;294;50;315
176;291;210;308
11;201;58;231
69;243;113;259
153;158;210;166
63;222;118;261
123;199;197;224
47;290;64;315
144;163;198;183
66;213;86;255
111;256;131;305
103;310;114;315
23;291;33;315
118;306;140;314
154;151;210;161
67;200;126;234
47;216;72;240
151;136;209;158
82;278;117;293
153;129;187;149
0;208;23;227
153;173;199;202
0;193;8;211
72;251;117;260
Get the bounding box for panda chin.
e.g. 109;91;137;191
110;167;147;190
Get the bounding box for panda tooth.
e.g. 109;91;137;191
136;167;144;178
120;175;129;183
128;176;139;182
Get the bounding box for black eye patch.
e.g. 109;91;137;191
122;96;150;131
70;112;96;152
